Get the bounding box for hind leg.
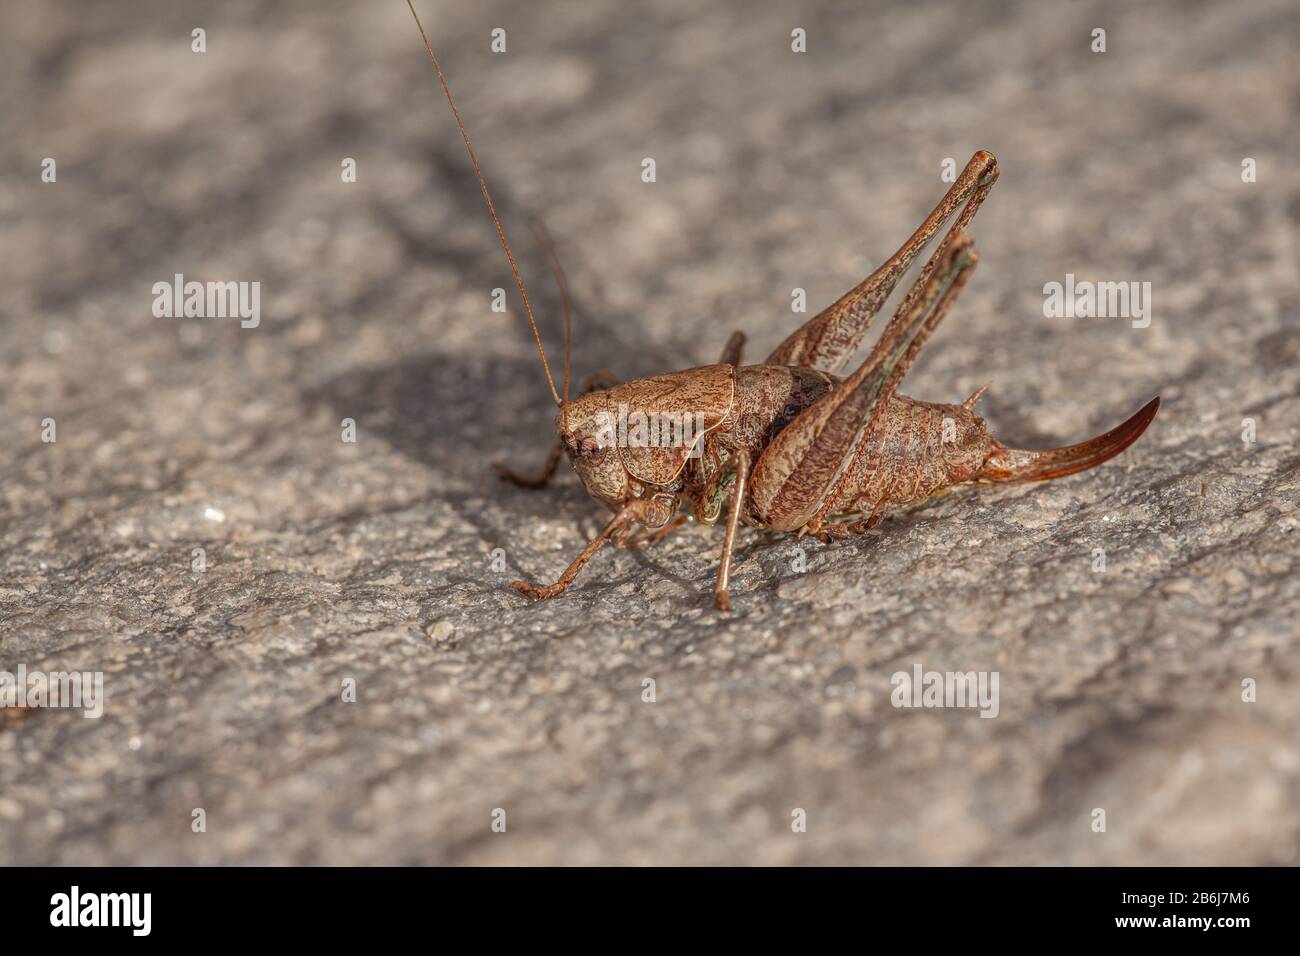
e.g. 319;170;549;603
765;151;998;373
813;508;883;543
751;235;981;534
718;331;746;366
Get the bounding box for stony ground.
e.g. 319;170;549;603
1;0;1297;865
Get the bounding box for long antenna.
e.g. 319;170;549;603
404;0;562;407
530;218;573;431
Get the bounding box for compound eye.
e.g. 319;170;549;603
579;437;608;458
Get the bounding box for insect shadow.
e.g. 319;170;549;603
377;145;684;380
308;141;696;564
305;352;550;481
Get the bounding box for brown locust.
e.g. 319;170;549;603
405;2;1159;611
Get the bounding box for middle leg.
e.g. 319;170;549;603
713;452;751;611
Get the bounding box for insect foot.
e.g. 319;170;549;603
510;580;564;601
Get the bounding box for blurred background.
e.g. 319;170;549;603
1;0;1296;864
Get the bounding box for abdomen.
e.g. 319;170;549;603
724;366;993;519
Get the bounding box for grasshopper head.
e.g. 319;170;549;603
558;391;630;509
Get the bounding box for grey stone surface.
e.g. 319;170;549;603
1;0;1297;865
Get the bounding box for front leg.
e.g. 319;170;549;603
494;441;564;488
617;513;688;550
713;452;750;611
494;368;622;487
512;500;647;601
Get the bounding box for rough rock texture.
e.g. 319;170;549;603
1;0;1297;865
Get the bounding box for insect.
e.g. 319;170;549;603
405;2;1159;611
